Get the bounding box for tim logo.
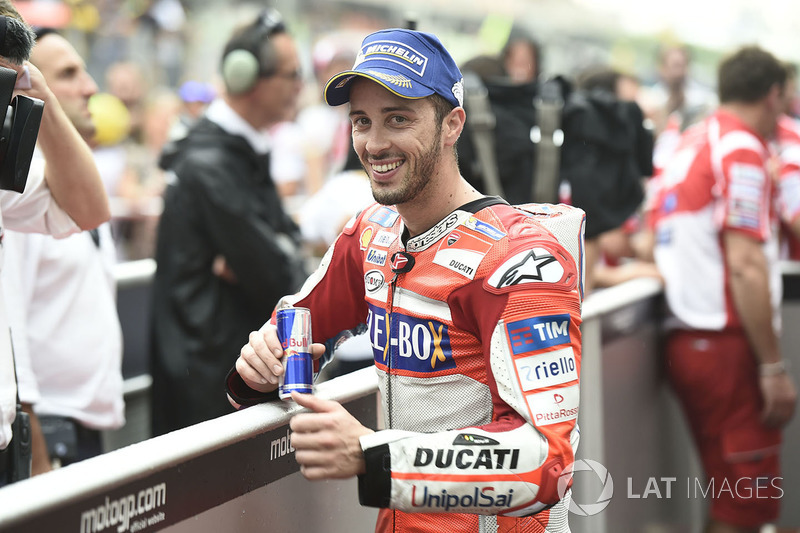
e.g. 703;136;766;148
505;314;571;355
367;303;455;372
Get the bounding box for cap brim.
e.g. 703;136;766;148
324;68;435;106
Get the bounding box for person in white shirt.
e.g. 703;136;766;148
2;28;123;475
0;1;110;483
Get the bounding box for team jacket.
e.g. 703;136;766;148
228;197;585;532
653;110;781;332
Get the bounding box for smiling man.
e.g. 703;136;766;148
228;28;585;533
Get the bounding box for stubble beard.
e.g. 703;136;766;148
367;140;441;206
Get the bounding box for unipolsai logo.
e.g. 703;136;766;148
558;459;614;516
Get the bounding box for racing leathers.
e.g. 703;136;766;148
228;197;585;532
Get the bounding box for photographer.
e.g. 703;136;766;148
0;0;110;483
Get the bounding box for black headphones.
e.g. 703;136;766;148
220;9;285;95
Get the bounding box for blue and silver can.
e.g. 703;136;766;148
276;307;314;400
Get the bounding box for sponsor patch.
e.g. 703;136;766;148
411;485;515;511
487;248;565;289
526;384;580;426
779;171;800;218
432;230;493;279
730;162;765;186
372;230;397;248
462;216;506;240
407;212;465;252
369;206;400;228
360;227;374;250
366;248;388;266
505;314;571;354
358;40;428;77
367;303;454;372
453;434;499;446
514;347;578;391
414;447;519;470
364;269;385;293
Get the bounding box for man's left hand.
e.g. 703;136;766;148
289;392;374;480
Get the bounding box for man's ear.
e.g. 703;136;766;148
442;106;466;148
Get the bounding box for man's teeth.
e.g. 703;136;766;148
372;161;401;173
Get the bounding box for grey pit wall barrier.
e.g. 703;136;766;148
114;259;156;379
0;369;380;533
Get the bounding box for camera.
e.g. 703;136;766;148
0;65;43;193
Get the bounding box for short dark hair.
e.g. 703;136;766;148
718;46;786;104
0;2;35;65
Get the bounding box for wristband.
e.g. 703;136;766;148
759;361;788;376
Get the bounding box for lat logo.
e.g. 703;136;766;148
487;247;565;289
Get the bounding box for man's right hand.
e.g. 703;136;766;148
760;372;797;428
235;324;325;393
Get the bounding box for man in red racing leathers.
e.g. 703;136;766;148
227;28;585;533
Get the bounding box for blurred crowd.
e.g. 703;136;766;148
15;2;793;285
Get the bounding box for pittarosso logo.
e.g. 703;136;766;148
80;483;166;533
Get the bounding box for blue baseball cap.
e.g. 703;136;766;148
324;29;464;109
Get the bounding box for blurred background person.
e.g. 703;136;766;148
3;28;124;472
501;27;540;83
653;46;795;533
149;8;307;436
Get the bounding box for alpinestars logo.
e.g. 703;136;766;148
488;248;562;288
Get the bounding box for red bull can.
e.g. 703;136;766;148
276;307;314;400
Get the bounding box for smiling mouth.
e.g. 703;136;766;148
371;160;402;173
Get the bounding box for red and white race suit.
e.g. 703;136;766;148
231;198;585;532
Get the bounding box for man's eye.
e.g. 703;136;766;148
391;116;407;124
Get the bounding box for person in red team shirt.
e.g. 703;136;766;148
654;46;796;533
227;28;586;533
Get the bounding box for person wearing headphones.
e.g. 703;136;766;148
150;9;307;436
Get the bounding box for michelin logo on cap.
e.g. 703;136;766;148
357;40;429;77
324;28;465;109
